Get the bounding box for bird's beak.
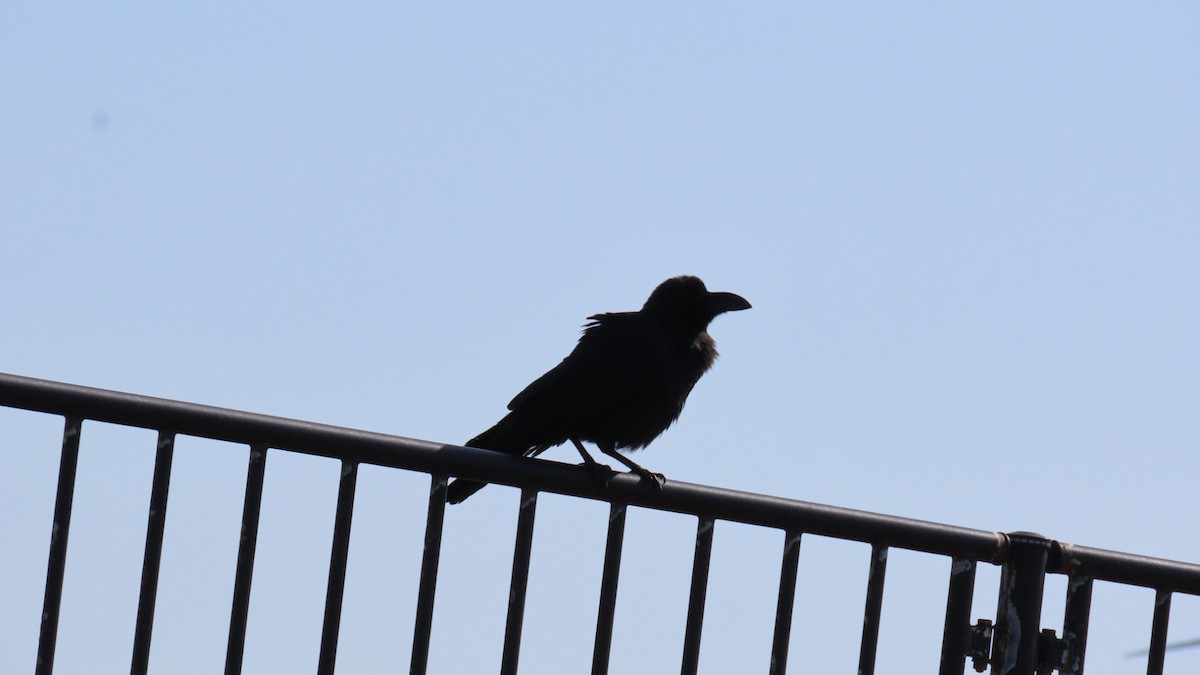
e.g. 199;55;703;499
708;291;752;314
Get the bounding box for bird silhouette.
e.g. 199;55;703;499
447;276;750;504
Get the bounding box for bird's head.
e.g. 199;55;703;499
641;276;751;335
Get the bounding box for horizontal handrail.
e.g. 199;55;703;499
3;371;1198;595
1056;543;1200;596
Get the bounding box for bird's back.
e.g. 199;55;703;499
493;311;716;453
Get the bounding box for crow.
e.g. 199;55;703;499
446;275;750;504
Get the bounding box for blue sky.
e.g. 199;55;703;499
2;3;1198;673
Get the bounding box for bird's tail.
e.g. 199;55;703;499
446;414;530;504
444;475;488;504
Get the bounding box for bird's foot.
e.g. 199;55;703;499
577;459;614;472
634;469;666;490
578;461;616;487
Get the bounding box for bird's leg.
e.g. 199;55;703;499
598;443;666;489
570;438;602;466
571;438;615;486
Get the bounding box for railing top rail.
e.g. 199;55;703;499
1056;543;1200;596
3;371;1199;595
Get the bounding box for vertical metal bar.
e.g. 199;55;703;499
35;417;83;675
409;474;448;675
680;517;716;675
1145;589;1171;675
225;445;268;675
500;489;539;675
769;530;802;675
992;532;1052;675
1060;575;1092;675
317;460;360;675
591;502;628;675
938;558;977;675
857;544;889;675
130;431;176;675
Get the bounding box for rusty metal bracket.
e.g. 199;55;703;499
1036;628;1069;674
967;621;1082;674
967;619;993;672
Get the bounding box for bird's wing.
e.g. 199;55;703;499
507;312;664;425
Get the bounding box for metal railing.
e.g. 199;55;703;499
1;371;1198;675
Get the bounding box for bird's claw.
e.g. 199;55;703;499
636;470;666;489
578;460;614;472
579;461;616;488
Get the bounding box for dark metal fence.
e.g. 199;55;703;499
2;371;1198;675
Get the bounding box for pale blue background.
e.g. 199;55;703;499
2;3;1198;674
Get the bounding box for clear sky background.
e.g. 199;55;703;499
2;3;1198;674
